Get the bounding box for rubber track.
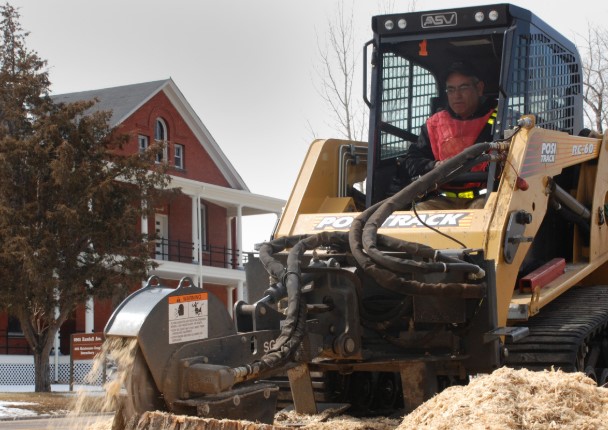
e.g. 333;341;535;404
505;285;608;372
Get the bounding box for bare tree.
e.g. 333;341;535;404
580;25;608;133
311;2;413;142
377;0;415;15
313;3;366;142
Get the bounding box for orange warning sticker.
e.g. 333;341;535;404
168;292;209;344
168;292;208;304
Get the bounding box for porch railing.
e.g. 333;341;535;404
0;330;32;354
153;238;243;268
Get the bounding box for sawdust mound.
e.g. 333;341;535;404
126;411;279;429
274;408;400;429
398;367;608;430
91;367;608;430
122;410;400;430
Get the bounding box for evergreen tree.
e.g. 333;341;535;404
0;3;172;391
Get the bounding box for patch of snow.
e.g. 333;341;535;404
0;401;38;418
0;384;105;420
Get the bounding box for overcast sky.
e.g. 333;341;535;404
10;0;607;250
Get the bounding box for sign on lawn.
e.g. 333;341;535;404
70;332;104;360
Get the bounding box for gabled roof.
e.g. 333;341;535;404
51;79;249;192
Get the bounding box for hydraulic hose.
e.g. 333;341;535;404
244;232;350;377
348;143;497;298
240;142;504;377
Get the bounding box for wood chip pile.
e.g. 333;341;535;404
119;410;401;430
274;409;400;429
123;411;280;430
93;367;608;430
397;367;608;429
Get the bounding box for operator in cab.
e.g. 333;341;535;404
404;61;497;210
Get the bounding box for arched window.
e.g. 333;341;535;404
155;118;167;141
154;118;168;163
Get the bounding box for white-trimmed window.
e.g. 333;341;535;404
138;135;149;153
154;118;168;163
174;144;184;169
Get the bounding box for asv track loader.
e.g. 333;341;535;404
105;4;608;424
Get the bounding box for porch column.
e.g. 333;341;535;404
193;273;202;289
236;205;243;267
141;203;149;289
237;279;245;302
54;305;60;382
85;297;94;333
192;194;200;263
226;216;233;268
141;200;148;236
226;286;235;318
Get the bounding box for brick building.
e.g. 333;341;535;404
0;79;284;358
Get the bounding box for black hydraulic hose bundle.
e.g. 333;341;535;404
349;143;496;299
240;142;504;377
243;232;350;378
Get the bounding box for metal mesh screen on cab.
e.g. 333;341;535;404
507;33;580;134
380;53;437;160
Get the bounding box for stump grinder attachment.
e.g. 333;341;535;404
104;276;281;424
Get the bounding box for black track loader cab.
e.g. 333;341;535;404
364;4;583;207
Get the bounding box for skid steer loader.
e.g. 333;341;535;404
105;3;608;424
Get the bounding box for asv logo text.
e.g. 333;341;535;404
421;12;457;28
